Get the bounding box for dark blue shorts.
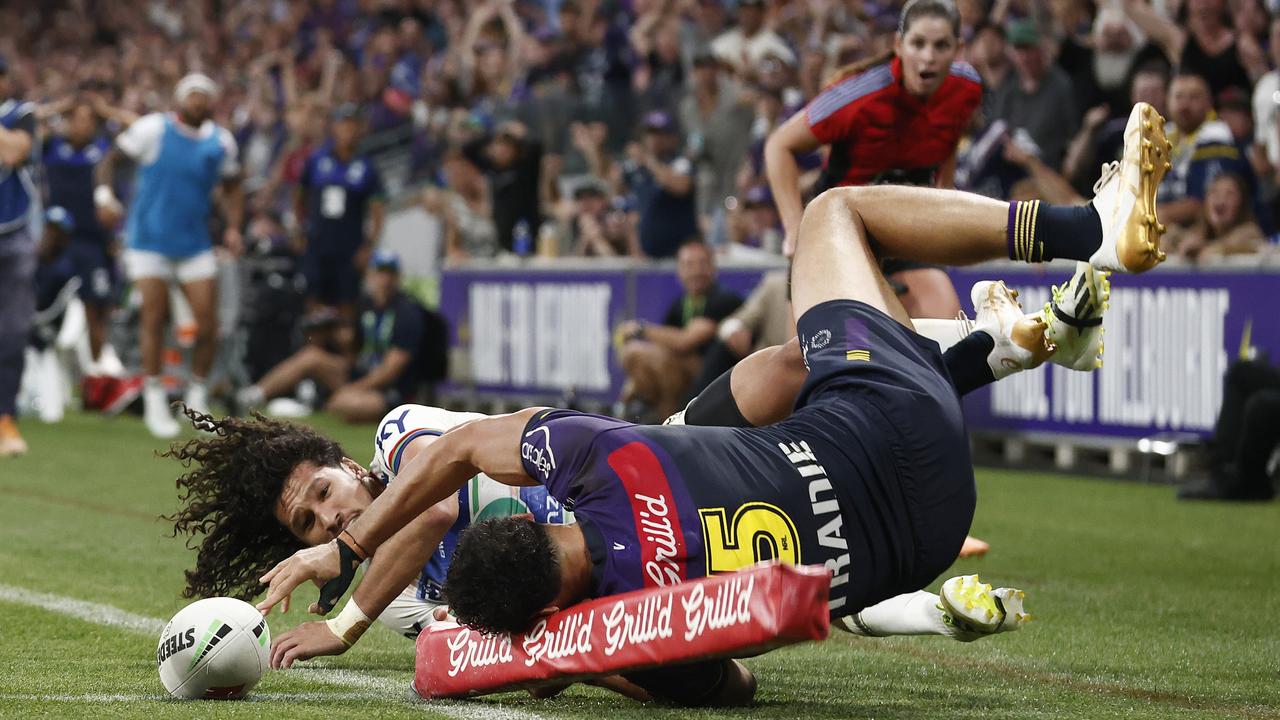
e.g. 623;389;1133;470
301;252;361;306
787;300;975;599
65;240;117;306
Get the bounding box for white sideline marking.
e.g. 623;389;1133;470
0;583;543;719
0;584;165;635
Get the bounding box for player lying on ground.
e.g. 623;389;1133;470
170;247;1115;671
168;292;1055;675
165;266;1096;676
255;103;1171;706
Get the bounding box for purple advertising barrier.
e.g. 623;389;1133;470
438;264;632;402
438;263;777;403
948;265;1280;439
632;266;774;323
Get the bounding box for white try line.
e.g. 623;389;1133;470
0;583;544;720
0;584;165;635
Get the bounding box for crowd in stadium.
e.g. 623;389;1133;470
3;0;1280;457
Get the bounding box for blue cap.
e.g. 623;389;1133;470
369;250;401;272
45;206;74;233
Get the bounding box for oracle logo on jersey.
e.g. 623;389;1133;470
607;441;688;588
521;426;557;479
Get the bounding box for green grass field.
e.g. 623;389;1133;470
1;411;1277;719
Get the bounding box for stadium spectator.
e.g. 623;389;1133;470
684;266;792;400
95;73;242;439
1180;357;1279;501
679;51;755;225
616;239;741;420
295;103;386;319
967;19;1013;98
1088;4;1148;112
726;184;784;253
1123;0;1255;98
462;120;543;254
0;58;36;458
236;251;430;424
1250;15;1280;188
1167;172;1265;260
990;19;1080;169
622;110;698;259
1063;63;1170;188
1159;71;1249;227
710;0;796;76
426;150;499;264
717;268;792;358
567;179;641;258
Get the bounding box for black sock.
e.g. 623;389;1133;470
1006;201;1102;263
682;367;752;428
944;330;997;396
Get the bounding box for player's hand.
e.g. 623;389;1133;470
270;621;348;669
257;541;341;615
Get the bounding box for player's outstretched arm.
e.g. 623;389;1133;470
257;409;544;616
269;494;460;669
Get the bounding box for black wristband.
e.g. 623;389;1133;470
317;538;363;614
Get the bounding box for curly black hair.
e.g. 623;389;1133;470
163;405;346;601
444;516;561;635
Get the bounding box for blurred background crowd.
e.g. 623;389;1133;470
2;0;1280;488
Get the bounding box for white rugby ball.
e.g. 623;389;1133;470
156;597;271;700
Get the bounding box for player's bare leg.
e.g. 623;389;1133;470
179;276;218;415
804;102;1170;274
890;267;962;319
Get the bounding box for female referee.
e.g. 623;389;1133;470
765;0;980;318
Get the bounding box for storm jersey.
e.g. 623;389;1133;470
370;405;572;605
519;408;878;617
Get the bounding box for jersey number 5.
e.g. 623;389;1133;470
699;502;800;574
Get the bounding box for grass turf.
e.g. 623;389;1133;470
0;411;1277;719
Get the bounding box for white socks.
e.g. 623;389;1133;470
838;591;949;637
184;378;209;415
143;376;180;439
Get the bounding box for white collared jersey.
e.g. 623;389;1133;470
369;405;573;638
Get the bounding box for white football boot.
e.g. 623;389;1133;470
971;280;1054;379
937;574;1032;642
1088;102;1172;273
1037;261;1110;371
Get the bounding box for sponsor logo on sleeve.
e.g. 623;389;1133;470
521;426;557;479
